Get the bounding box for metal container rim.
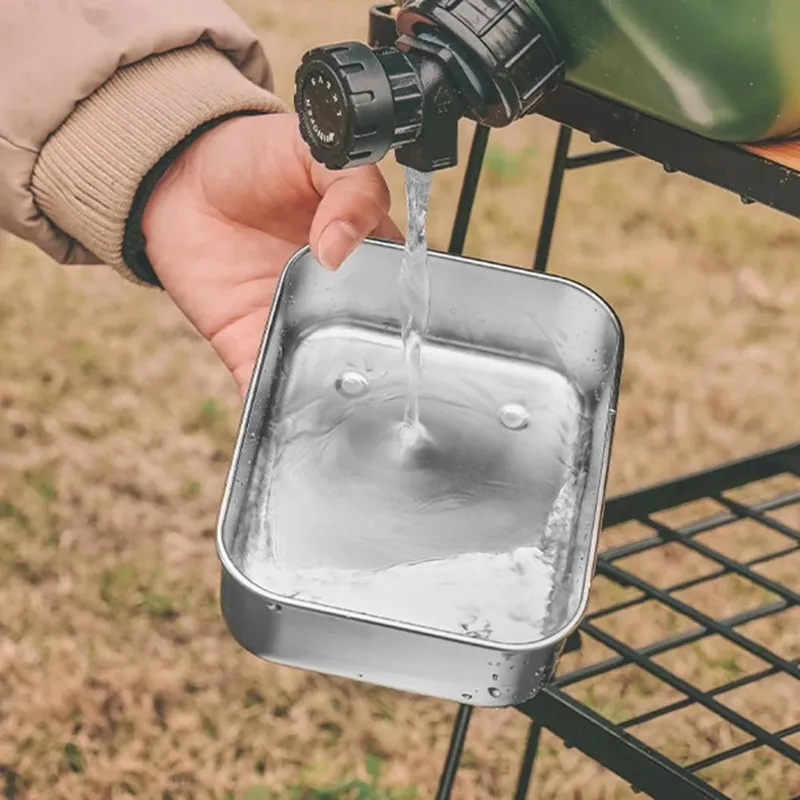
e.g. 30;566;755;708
216;238;625;653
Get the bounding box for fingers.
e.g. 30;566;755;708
308;162;399;269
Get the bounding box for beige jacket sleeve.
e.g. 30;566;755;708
0;0;286;281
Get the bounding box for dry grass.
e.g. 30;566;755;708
1;2;800;798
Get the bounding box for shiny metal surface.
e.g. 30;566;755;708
217;239;623;707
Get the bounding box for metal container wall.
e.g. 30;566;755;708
217;240;623;708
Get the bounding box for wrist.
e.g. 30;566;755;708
32;43;287;286
130;111;265;288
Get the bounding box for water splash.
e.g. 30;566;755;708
335;371;369;398
499;403;530;430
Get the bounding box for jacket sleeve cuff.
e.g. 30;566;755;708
31;42;288;285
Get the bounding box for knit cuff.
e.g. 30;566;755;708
32;42;287;285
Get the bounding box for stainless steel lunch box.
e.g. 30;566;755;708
216;239;623;708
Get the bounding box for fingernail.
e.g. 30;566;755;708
318;221;359;270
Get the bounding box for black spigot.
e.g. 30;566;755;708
294;0;565;174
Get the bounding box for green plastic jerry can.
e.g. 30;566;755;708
524;0;800;142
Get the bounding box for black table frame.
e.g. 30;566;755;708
433;84;800;800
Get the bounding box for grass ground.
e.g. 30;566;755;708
1;1;799;798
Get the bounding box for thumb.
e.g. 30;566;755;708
308;162;399;269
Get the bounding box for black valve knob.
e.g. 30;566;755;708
294;42;424;170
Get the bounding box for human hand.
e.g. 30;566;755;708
142;112;402;396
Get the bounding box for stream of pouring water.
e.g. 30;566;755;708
398;167;433;447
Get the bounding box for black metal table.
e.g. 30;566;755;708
434;84;800;800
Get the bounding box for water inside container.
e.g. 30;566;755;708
238;326;589;643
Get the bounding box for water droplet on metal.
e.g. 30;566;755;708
499;403;529;430
488;687;501;698
461;693;473;701
335;371;369;398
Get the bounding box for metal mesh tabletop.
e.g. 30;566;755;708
433;89;800;798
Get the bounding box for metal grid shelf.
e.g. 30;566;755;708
435;446;800;799
520;444;800;800
433;84;800;799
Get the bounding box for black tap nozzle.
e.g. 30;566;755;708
295;40;464;173
295;0;565;173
